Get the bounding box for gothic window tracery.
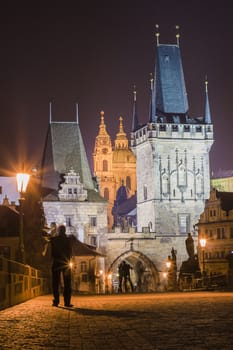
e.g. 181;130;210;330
162;173;169;195
178;162;187;187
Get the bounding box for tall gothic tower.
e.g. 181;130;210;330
93;111;115;228
93;111;136;229
131;30;214;236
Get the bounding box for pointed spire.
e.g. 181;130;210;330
149;73;154;122
94;110;112;150
155;24;160;46
175;25;180;46
98;111;108;136
119;116;124;133
76;103;79;124
204;76;212;124
115;116;128;149
131;85;139;131
49;101;52;123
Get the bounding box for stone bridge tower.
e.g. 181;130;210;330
131;28;214;236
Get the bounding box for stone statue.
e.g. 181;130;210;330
185;233;195;259
171;247;177;262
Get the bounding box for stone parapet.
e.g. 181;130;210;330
0;257;50;310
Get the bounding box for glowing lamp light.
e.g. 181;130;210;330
16;171;30;264
16;173;30;193
166;261;171;269
200;238;207;248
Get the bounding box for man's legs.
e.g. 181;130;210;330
118;275;123;293
52;264;60;306
63;267;72;306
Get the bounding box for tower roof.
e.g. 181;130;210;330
41;121;94;191
131;88;139;131
204;79;212;124
94;111;112;149
154;44;188;117
114;116;128;150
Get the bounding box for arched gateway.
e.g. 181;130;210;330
107;250;160;293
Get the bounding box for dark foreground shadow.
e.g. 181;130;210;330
59;306;141;318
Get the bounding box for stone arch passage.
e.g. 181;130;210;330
107;250;160;293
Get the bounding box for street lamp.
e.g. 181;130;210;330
200;238;207;275
16;172;30;264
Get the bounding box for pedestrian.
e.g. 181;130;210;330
118;261;124;292
118;260;134;292
50;225;73;307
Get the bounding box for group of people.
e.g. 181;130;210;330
43;223;135;306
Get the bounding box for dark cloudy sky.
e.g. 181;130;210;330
0;0;232;176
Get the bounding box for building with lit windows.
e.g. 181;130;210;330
197;188;233;283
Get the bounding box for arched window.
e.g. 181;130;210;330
126;176;131;190
104;188;109;200
103;160;108;171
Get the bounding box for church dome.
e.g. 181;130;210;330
112;148;136;163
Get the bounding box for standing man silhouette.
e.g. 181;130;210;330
51;225;73;307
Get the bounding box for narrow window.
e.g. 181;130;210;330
81;261;87;272
104;188;109;200
90;216;97;227
103;160;108;171
178;214;190;234
126;176;131;190
143;185;147;200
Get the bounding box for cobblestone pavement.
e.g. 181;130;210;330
0;292;233;350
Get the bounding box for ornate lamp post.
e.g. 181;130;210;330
200;238;207;287
16;172;30;264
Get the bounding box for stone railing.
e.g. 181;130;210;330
0;256;51;310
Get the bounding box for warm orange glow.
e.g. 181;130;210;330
200;238;207;248
166;261;171;269
16;173;30;193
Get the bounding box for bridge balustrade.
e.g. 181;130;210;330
0;256;50;310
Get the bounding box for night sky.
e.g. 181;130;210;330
0;1;232;176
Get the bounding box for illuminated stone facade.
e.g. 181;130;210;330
43;168;107;246
197;188;233;280
93;112;136;229
41;34;215;293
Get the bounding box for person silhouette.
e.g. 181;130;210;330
50;225;73;307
